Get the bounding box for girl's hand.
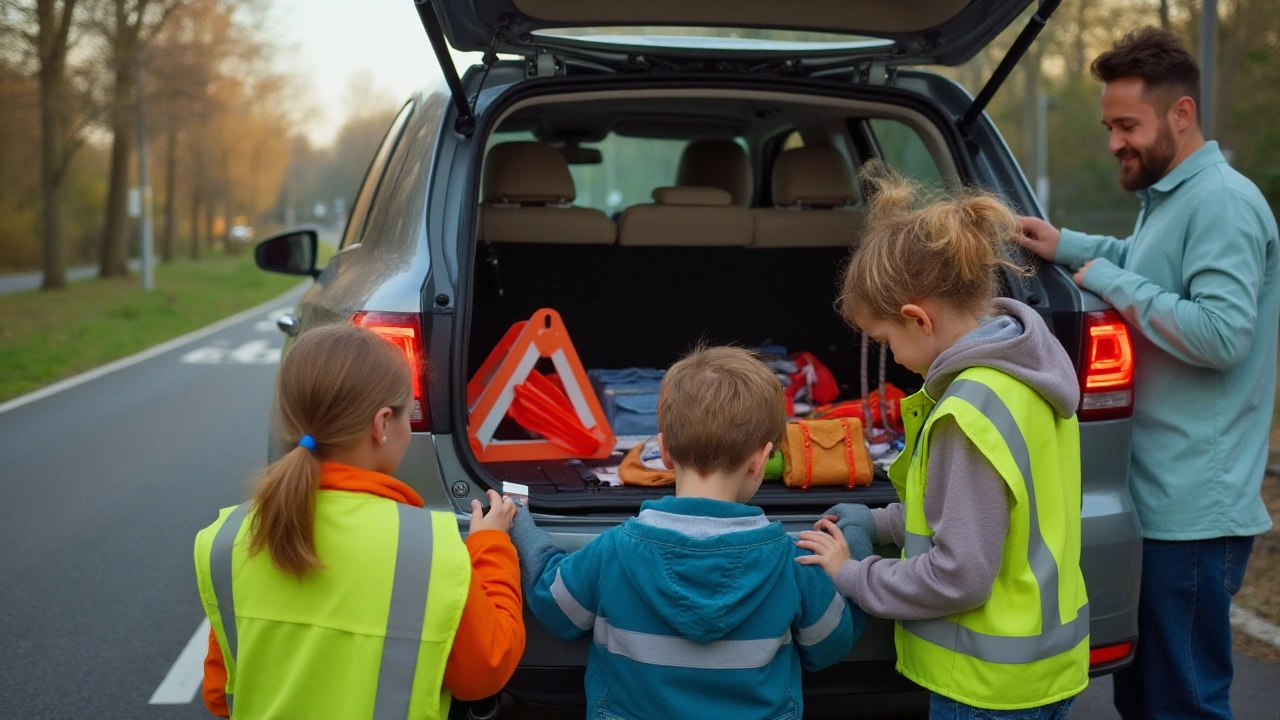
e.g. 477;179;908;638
796;519;853;579
470;490;516;534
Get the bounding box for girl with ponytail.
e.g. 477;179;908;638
797;163;1089;718
195;324;525;719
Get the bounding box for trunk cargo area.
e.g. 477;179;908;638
466;241;920;510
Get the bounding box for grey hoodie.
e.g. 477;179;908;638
835;298;1080;620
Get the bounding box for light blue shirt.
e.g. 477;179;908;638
1056;141;1278;540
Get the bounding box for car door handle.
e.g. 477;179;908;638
276;314;300;336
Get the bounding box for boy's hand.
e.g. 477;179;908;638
470;489;516;534
796;520;853;579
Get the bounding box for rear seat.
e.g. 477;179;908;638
617;186;753;246
752;146;865;248
676;139;753;206
479;142;616;245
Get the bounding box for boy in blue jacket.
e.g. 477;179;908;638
510;345;863;720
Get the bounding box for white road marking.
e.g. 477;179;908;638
0;285;305;416
1231;603;1280;650
149;618;211;705
182;339;281;365
254;307;294;332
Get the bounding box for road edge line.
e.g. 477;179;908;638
1231;603;1280;650
149;618;212;705
0;282;307;416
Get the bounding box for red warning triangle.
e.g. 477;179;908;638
467;309;616;462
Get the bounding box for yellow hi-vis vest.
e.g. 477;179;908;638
194;492;471;719
888;366;1089;710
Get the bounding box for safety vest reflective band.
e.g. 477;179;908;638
890;368;1089;710
195;493;470;719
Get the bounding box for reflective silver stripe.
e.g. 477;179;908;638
904;531;933;558
635;508;770;538
551;568;596;631
373;504;434;720
901;603;1090;665
210;503;251;664
594;617;791;669
902;379;1088;664
796;594;846;646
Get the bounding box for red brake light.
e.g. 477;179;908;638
1089;641;1134;667
1079;310;1134;421
351;312;430;431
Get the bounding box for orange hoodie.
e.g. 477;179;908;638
202;463;525;716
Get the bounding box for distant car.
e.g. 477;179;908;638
255;1;1143;716
229;224;254;244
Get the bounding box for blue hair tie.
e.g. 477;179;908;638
298;434;317;452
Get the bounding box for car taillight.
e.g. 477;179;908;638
351;311;430;431
1089;640;1134;667
1079;310;1134;422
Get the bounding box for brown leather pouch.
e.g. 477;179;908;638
780;419;873;489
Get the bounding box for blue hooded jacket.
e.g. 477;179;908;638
513;495;863;720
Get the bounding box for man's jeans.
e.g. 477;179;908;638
929;694;1073;719
1114;536;1255;719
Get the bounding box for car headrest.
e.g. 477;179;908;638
771;146;857;208
651;186;733;206
677;139;753;206
483;142;577;204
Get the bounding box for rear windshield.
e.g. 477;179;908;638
532;26;889;52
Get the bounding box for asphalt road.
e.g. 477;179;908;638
1;285;1277;719
0;287;304;719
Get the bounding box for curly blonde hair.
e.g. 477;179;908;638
838;161;1030;324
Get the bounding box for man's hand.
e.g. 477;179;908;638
470;489;516;534
796;519;854;579
1073;259;1095;288
1015;215;1062;261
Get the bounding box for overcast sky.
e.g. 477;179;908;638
275;0;481;146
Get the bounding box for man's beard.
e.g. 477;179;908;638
1117;120;1178;192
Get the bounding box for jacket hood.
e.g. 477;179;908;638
616;496;793;643
925;298;1079;418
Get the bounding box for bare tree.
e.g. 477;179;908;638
6;0;95;288
95;0;187;278
34;0;80;288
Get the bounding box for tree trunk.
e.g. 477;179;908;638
99;10;137;279
188;184;201;259
1160;0;1172;30
1022;55;1040;177
162;124;177;263
36;0;78;290
204;199;215;255
1071;0;1090;79
38;37;68;289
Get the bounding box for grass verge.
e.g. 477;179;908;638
0;252;302;402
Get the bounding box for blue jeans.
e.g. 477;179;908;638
929;694;1073;719
1113;536;1255;720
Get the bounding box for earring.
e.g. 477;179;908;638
381;435;387;444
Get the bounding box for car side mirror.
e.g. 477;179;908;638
255;228;319;278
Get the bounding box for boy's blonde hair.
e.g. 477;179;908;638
658;344;786;475
838;161;1031;324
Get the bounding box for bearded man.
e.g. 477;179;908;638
1017;26;1278;720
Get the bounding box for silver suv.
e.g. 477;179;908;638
255;1;1141;716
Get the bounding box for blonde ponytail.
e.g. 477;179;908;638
248;445;323;578
246;324;413;579
839;161;1030;324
